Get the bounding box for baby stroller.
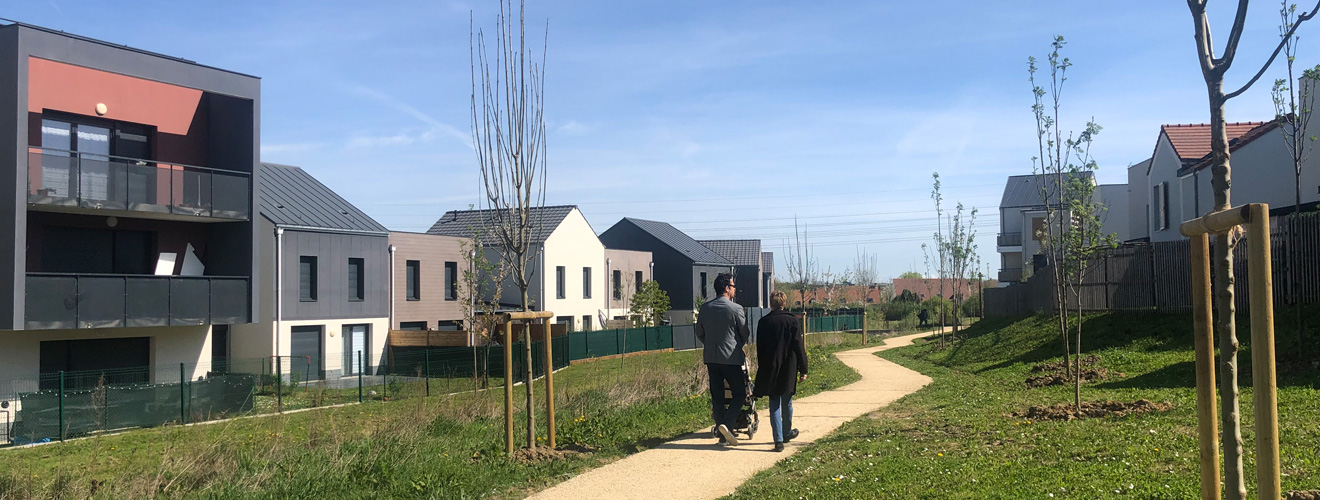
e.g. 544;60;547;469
712;361;758;441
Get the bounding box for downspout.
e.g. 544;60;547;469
274;227;284;372
388;244;396;332
605;257;611;315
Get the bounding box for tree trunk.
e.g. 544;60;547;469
1075;290;1082;410
1208;89;1247;500
523;288;536;450
1294;177;1304;352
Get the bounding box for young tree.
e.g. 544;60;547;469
784;217;819;310
1028;36;1100;379
459;227;506;392
853;247;881;287
1060;171;1117;409
929;173;950;338
1186;2;1320;495
629;280;671;327
471;0;549;451
940;201;978;341
1270;0;1320;350
897;271;924;279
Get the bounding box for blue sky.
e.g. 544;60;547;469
7;1;1303;280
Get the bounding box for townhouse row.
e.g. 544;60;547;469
0;22;773;397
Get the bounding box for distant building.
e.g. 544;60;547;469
598;218;733;325
697;239;767;309
996;172;1127;285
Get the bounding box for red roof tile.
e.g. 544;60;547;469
1161;122;1268;161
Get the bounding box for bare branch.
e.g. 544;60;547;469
1225;0;1320;99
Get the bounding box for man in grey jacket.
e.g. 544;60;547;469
695;272;750;445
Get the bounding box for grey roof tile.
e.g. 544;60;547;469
426;205;576;245
999;172;1095;209
761;252;774;274
617;218;732;265
696;239;762;266
259;163;389;233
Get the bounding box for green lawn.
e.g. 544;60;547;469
727;311;1320;499
0;332;869;499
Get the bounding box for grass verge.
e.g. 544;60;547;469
728;311;1320;499
0;332;869;499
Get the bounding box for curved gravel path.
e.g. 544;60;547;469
526;331;936;500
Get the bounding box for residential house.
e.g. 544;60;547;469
427;205;606;331
604;248;653;326
1126;158;1153;242
1136;120;1320;243
697;239;766;309
995;172;1127;284
598;218;734;325
230;163;389;381
0;23;259;394
387;232;469;333
761;251;775;308
893;278;989;301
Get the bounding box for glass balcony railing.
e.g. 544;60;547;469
25;273;250;330
26;148;250;220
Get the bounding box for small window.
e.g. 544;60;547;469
437;320;463;331
635;271;644;293
556;266;566;299
613;270;623;300
444;261;458;301
406;260;421;301
299;256;318;301
348;258;365;302
583;267;592;299
555;315;574;332
700;272;708;299
399;321;428;330
581;315;592;331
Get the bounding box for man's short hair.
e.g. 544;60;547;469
713;273;735;296
770;291;787;310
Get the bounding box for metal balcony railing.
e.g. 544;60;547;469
997;232;1023;247
25;273;249;330
26;148;250;220
998;268;1023;283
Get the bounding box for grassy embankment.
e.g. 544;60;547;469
0;332;869;499
730;311;1320;499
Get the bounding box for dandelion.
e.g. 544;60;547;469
937;453;943;457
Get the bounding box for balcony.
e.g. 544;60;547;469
997;232;1023;247
25;273;249;330
27;148;250;221
998;268;1023;283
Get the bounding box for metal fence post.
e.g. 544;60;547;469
275;356;283;413
425;348;431;397
358;351;364;403
179;363;187;425
58;370;65;442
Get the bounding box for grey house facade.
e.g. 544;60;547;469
697;239;766;309
0;23;260;392
598;218;733;325
230;163;389;381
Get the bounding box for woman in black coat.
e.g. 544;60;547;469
753;291;808;452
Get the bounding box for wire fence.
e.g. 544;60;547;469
1;311;864;446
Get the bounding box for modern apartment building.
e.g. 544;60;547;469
0;22;259;389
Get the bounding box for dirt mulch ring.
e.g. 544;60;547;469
1011;399;1174;421
1025;355;1124;388
511;445;585;463
1287;491;1320;500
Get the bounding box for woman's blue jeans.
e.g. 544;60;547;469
768;393;793;443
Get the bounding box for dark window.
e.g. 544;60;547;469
212;325;230;374
444;261;458;301
348;258;365;302
300;256;318;301
613;270;623;300
39;227;152;274
406;260;420;300
635;271;644;293
555;315;574;332
400;321;428;330
700;272;708;299
290;326;324;381
437;320;463;331
556;266;566;299
583;267;592;299
39;337;150;390
581;315;592;331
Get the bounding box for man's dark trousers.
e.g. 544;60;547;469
707;363;746;429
